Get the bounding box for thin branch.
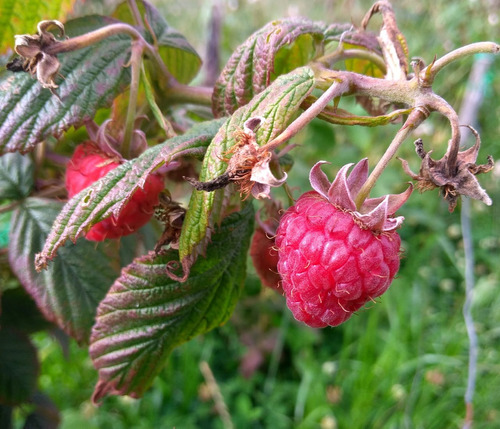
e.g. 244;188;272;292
259;79;348;153
46;23;178;88
458;54;493;429
318;48;387;74
421;42;499;86
354;107;428;208
199;361;233;429
122;42;143;158
127;0;144;28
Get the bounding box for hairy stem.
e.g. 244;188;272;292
259;79;348;153
318;49;387;74
46;22;178;88
127;0;144;27
354;108;427;208
122;42;143;158
165;84;214;106
421;42;499;86
426;93;461;173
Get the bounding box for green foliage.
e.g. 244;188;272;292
180;67;315;263
9;198;119;343
0;15;132;154
0;0;498;427
0;152;34;199
90;203;254;402
35;119;225;269
113;0;201;84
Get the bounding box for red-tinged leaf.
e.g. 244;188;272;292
0;328;38;405
90;203;254;402
0;152;34;200
0;15;132;155
179;67;315;275
34;119;225;271
9;198;119;344
212;17;329;117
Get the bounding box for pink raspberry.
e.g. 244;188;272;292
65;142;164;241
275;160;412;328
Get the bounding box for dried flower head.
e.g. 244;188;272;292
12;20;65;90
185;117;287;199
399;129;494;212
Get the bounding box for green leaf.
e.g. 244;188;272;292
301;97;413;126
0;328;38;405
113;0;201;84
180;67;315;265
0;15;132;154
0;152;34;199
0;0;74;54
89;203;254;402
34;119;225;270
9;198;119;344
213;18;327;116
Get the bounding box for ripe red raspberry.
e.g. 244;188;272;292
65;142;164;241
275;160;412;328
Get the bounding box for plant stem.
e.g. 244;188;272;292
165;84;214;106
127;0;144;27
122;42;143;159
46;23;145;54
421;42;499;86
46;22;178;89
318;49;387;74
259;79;348;153
354;107;427;209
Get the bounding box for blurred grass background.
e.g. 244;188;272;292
24;0;500;427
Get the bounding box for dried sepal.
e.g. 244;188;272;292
309;159;412;232
185;117;286;199
13;20;65;90
154;191;186;252
399;132;494;212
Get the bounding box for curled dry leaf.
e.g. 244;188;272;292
399;133;494;212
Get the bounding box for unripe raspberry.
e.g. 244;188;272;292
65;142;164;241
276;160;412;328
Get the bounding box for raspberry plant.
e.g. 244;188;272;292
0;0;498;425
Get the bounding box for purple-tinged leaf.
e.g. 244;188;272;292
213;18;329;117
9;198;119;344
0;328;38;405
90;203;254;402
34;119;225;271
179;67;315;275
0;152;34;200
0;15;131;155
